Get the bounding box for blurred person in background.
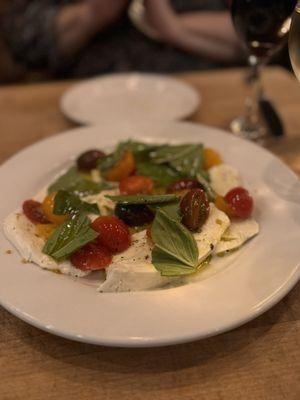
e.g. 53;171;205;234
0;0;243;81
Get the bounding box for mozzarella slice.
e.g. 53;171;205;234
99;205;230;293
83;189;119;216
3;212;89;277
194;204;230;261
209;164;242;196
215;219;259;255
98;230;175;292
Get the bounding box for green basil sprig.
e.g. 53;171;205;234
106;194;178;205
43;214;98;261
48;167;112;196
150;144;204;178
151;208;199;277
136;162;182;186
53;190;100;216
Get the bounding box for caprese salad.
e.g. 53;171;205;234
3;140;259;292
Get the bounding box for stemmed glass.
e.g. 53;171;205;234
289;1;300;80
229;0;297;142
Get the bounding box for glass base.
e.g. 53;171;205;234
230;116;267;144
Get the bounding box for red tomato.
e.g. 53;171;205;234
166;179;201;194
70;243;112;271
225;187;253;219
23;200;49;224
119;175;153;195
92;216;131;253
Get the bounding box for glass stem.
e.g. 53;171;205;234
245;55;263;127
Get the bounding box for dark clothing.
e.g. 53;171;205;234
1;0;227;78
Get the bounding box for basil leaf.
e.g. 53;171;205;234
150;144;199;163
152;247;196;277
150;144;204;178
106;194;178;205
43;214;98;261
196;173;216;201
136;162;182;186
97;140;158;173
151;209;198;271
149;202;181;221
53;190;100;215
48;166;112;196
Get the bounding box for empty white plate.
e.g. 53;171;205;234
0;121;299;347
60;73;200;125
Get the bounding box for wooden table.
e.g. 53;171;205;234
0;67;299;400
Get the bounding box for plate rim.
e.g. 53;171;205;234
1;121;299;347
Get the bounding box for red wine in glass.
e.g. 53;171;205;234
231;0;296;59
229;0;297;142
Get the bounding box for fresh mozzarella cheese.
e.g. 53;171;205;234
209;164;242;197
98;230;175;292
194;204;230;261
98;204;230;292
83;189;119;216
3;212;89;277
215;219;259;254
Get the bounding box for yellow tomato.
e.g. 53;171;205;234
42;192;69;225
203;148;222;170
35;223;57;240
214;195;235;218
105;151;136;182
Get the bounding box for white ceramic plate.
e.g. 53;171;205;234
1;122;299;347
60;73;200;125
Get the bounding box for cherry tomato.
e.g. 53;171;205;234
70;243;112;271
166;179;201;194
115;204;154;226
77;149;106;171
23;200;49;224
92;216;131;253
203;148;222;170
214;195;235;218
35;223;56;239
42;192;69;225
119;175;153;195
105;151;135;182
180;189;209;231
225;187;253;219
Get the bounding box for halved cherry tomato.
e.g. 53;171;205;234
214;195;235;218
119;175;153;195
41;192;69;225
166;179;201;194
23;200;49;224
92;216;131;253
180;189;210;231
105;151;135;182
225;187;253;219
203;148;222;170
77;149;106;171
70;243;112;270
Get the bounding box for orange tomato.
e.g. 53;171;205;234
105;151;136;182
214;195;235;218
203;148;222;170
42;192;69;225
36;223;57;240
119;175;153;195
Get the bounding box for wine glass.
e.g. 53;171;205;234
229;0;297;142
289;1;300;80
